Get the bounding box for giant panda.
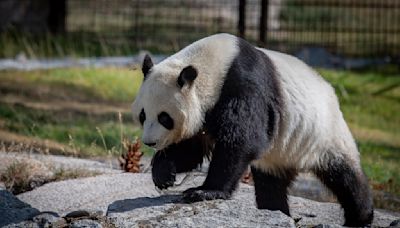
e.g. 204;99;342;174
131;33;373;226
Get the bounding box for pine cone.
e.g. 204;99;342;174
119;139;144;173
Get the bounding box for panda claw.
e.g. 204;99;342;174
183;186;203;194
182;189;231;203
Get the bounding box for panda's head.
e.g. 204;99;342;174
132;54;202;151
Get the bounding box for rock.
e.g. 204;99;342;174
13;173;400;227
70;219;103;228
65;210;91;219
390;219;400;227
17;173;202;215
312;224;342;228
32;211;65;227
107;190;295;228
0;189;39;227
2;220;40;228
289;173;336;202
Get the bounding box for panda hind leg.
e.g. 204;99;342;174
250;166;297;216
313;156;374;227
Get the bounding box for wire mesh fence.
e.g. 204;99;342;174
65;0;399;59
1;0;399;61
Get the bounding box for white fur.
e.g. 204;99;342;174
132;34;239;150
252;49;360;175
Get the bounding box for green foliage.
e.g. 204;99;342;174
0;68;154;157
0;31;140;58
0;67;143;102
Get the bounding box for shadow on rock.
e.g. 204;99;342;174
107;194;182;214
0;189;40;227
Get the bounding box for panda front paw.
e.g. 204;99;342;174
182;189;231;203
151;152;176;189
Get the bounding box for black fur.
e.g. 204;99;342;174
139;109;145;125
182;37;282;202
177;65;198;88
313;156;374;227
251;167;297;216
151;134;211;189
142;54;153;78
158;112;174;130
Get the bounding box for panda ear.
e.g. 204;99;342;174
177;66;198;89
142;54;154;79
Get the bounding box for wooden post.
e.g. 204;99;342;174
238;0;246;38
259;0;268;44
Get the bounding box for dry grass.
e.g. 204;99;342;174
0;160;101;194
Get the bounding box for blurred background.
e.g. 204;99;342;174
0;0;399;212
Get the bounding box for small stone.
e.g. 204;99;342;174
300;212;317;218
32;211;64;227
2;220;40;228
390;219;400;227
312;224;342;228
69;219;103;228
293;217;302;223
65;210;91;219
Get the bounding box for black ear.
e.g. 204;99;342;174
177;66;198;88
142;54;154;78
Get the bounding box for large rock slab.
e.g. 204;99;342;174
107;186;295;228
11;173;400;227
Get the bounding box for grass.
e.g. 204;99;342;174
0;67;399;205
0;67;142;102
0;161;101;194
0;67;154;157
0;31;142;59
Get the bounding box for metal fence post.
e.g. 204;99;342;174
259;0;268;45
238;0;246;38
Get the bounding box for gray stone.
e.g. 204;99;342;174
312;224;342;228
70;219;103;228
289;173;336;202
65;210;91;219
107;187;295;228
0;189;39;227
32;211;64;227
2;221;40;228
18;173;203;215
15;173;400;227
390;219;400;227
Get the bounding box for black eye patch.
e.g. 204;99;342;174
139;109;146;125
158;112;174;130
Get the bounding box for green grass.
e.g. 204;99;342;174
0;32;142;58
0;67;142;102
0;67;399;200
0;67;153;157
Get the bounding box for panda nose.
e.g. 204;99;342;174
144;142;156;147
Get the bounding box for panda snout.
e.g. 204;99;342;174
144;142;156;147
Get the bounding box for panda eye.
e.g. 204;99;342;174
158;112;174;130
139;109;146;125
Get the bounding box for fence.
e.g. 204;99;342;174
1;0;399;61
66;0;399;60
